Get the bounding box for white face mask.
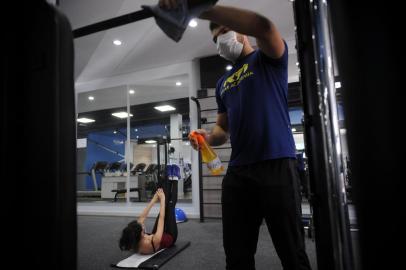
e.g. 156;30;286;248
216;31;244;62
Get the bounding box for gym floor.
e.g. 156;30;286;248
78;216;318;270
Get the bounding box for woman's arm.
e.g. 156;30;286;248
152;189;166;249
137;192;158;225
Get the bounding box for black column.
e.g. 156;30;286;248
328;1;403;270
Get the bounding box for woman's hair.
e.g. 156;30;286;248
119;221;143;251
209;21;220;32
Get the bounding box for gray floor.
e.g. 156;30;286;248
78;215;318;270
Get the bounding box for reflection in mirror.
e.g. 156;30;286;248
76;78;193;204
76;86;128;203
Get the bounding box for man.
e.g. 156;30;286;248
160;1;312;269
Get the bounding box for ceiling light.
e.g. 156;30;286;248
175;81;182;86
292;128;297;132
335;81;342;88
129;89;135;94
154;105;176;112
88;96;94;101
145;140;156;144
188;19;198;28
113;39;122;46
226;65;232;71
77;118;95;123
111;112;133;119
113;130;117;134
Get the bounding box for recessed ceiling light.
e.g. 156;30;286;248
154;105;176;112
111;112;133;119
145;140;156;144
77;118;95;123
129;89;135;94
226;65;232;71
113;39;122;46
188;19;198;28
176;81;182;86
335;81;342;88
88;96;94;101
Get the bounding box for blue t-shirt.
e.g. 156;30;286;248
215;43;296;166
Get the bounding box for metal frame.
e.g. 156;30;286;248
293;0;354;269
190;97;205;222
73;10;152;38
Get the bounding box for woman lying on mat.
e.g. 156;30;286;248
119;181;178;254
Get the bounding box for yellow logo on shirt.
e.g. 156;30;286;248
221;63;254;96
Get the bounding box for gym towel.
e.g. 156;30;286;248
112;241;191;269
116;249;165;268
141;0;217;42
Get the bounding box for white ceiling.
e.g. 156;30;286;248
77;74;189;113
59;0;299;111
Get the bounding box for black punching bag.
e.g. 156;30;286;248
2;1;77;269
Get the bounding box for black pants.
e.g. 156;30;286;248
152;180;178;242
222;158;312;270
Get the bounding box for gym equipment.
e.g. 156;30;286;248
120;162;134;172
132;163;147;175
138;164;159;200
90;161;109;191
4;2;76;268
111;188;141;202
108;161;122;171
112;241;190;269
77;161;108;195
105;162;123;177
190;97;205;222
183;163;192;193
175;208;187;223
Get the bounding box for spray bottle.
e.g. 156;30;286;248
190;131;224;175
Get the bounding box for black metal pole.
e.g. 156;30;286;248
157;141;161;187
191;96;204;222
73;9;153;38
292;1;335;269
164;139;168;168
164;139;168;187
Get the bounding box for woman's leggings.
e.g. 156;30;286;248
152;180;178;242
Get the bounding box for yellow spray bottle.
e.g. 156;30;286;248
190;131;224;175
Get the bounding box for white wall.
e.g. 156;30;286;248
132;143;153;166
